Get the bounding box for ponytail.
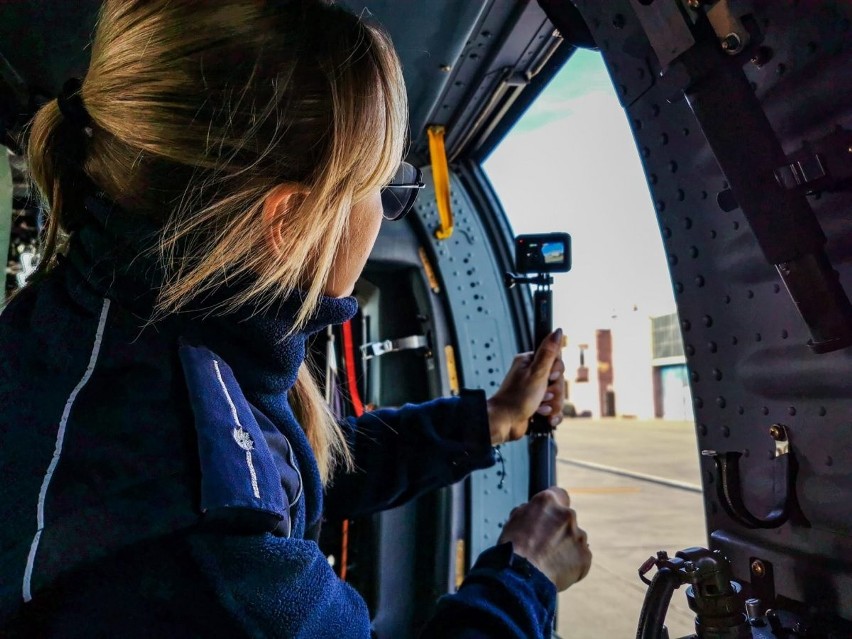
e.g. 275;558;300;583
290;362;354;484
26;79;96;280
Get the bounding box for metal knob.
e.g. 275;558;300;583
745;598;762;621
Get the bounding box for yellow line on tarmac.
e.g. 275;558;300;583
558;458;703;493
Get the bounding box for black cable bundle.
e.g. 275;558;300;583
636;567;681;639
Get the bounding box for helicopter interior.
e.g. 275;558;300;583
2;1;851;637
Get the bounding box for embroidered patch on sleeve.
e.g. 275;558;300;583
179;342;290;534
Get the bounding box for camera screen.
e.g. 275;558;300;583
542;241;565;265
515;233;571;274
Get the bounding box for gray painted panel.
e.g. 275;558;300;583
412;166;529;561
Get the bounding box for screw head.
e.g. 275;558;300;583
751;560;766;577
769;424;784;441
751;46;773;67
721;33;742;52
688;0;702;8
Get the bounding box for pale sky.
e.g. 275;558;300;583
483;50;677;340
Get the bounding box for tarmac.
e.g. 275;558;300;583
553;418;707;639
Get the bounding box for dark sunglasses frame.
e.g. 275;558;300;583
381;162;425;221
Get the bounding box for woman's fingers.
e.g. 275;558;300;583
531;329;563;382
490;331;565;439
538;357;565;425
549;357;565;381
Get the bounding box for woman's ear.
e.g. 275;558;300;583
261;183;309;256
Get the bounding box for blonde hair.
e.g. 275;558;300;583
25;0;408;483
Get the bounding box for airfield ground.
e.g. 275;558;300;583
554;418;705;639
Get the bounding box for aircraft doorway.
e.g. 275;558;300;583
483;48;704;638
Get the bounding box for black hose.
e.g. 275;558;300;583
636;568;681;639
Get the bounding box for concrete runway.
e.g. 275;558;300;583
553;418;707;639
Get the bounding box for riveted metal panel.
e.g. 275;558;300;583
410;166;529;561
572;0;852;619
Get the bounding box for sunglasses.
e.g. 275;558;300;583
381;162;425;221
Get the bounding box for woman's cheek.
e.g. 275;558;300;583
324;192;383;297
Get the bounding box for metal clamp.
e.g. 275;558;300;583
702;425;798;529
706;0;751;55
769;424;789;458
774;127;852;194
775;155;827;191
360;335;429;360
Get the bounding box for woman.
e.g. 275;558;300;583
0;1;591;636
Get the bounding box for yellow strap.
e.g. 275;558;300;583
444;345;460;395
455;539;466;589
418;247;441;293
427;125;454;240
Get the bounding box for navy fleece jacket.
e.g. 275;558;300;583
0;194;557;637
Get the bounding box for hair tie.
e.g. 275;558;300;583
57;77;93;136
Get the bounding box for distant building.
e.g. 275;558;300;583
650;313;693;421
564;311;692;421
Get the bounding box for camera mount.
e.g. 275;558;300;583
505;269;558;499
505;233;571;499
503;272;554;289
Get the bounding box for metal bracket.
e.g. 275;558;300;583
642;0;852;353
774;127;852;194
769;424;789;458
360;335;429;360
706;0;751;55
774;155;827;191
629;0;697;70
721;128;852;205
702;425;799;529
749;557;776;609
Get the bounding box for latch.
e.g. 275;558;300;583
774;155;827;191
774;127;852;194
360;335;429;360
716;128;852;206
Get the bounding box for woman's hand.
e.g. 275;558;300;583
498;487;592;591
486;329;565;445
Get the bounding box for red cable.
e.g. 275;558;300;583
341;320;365;417
338;320;365;581
340;519;350;582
